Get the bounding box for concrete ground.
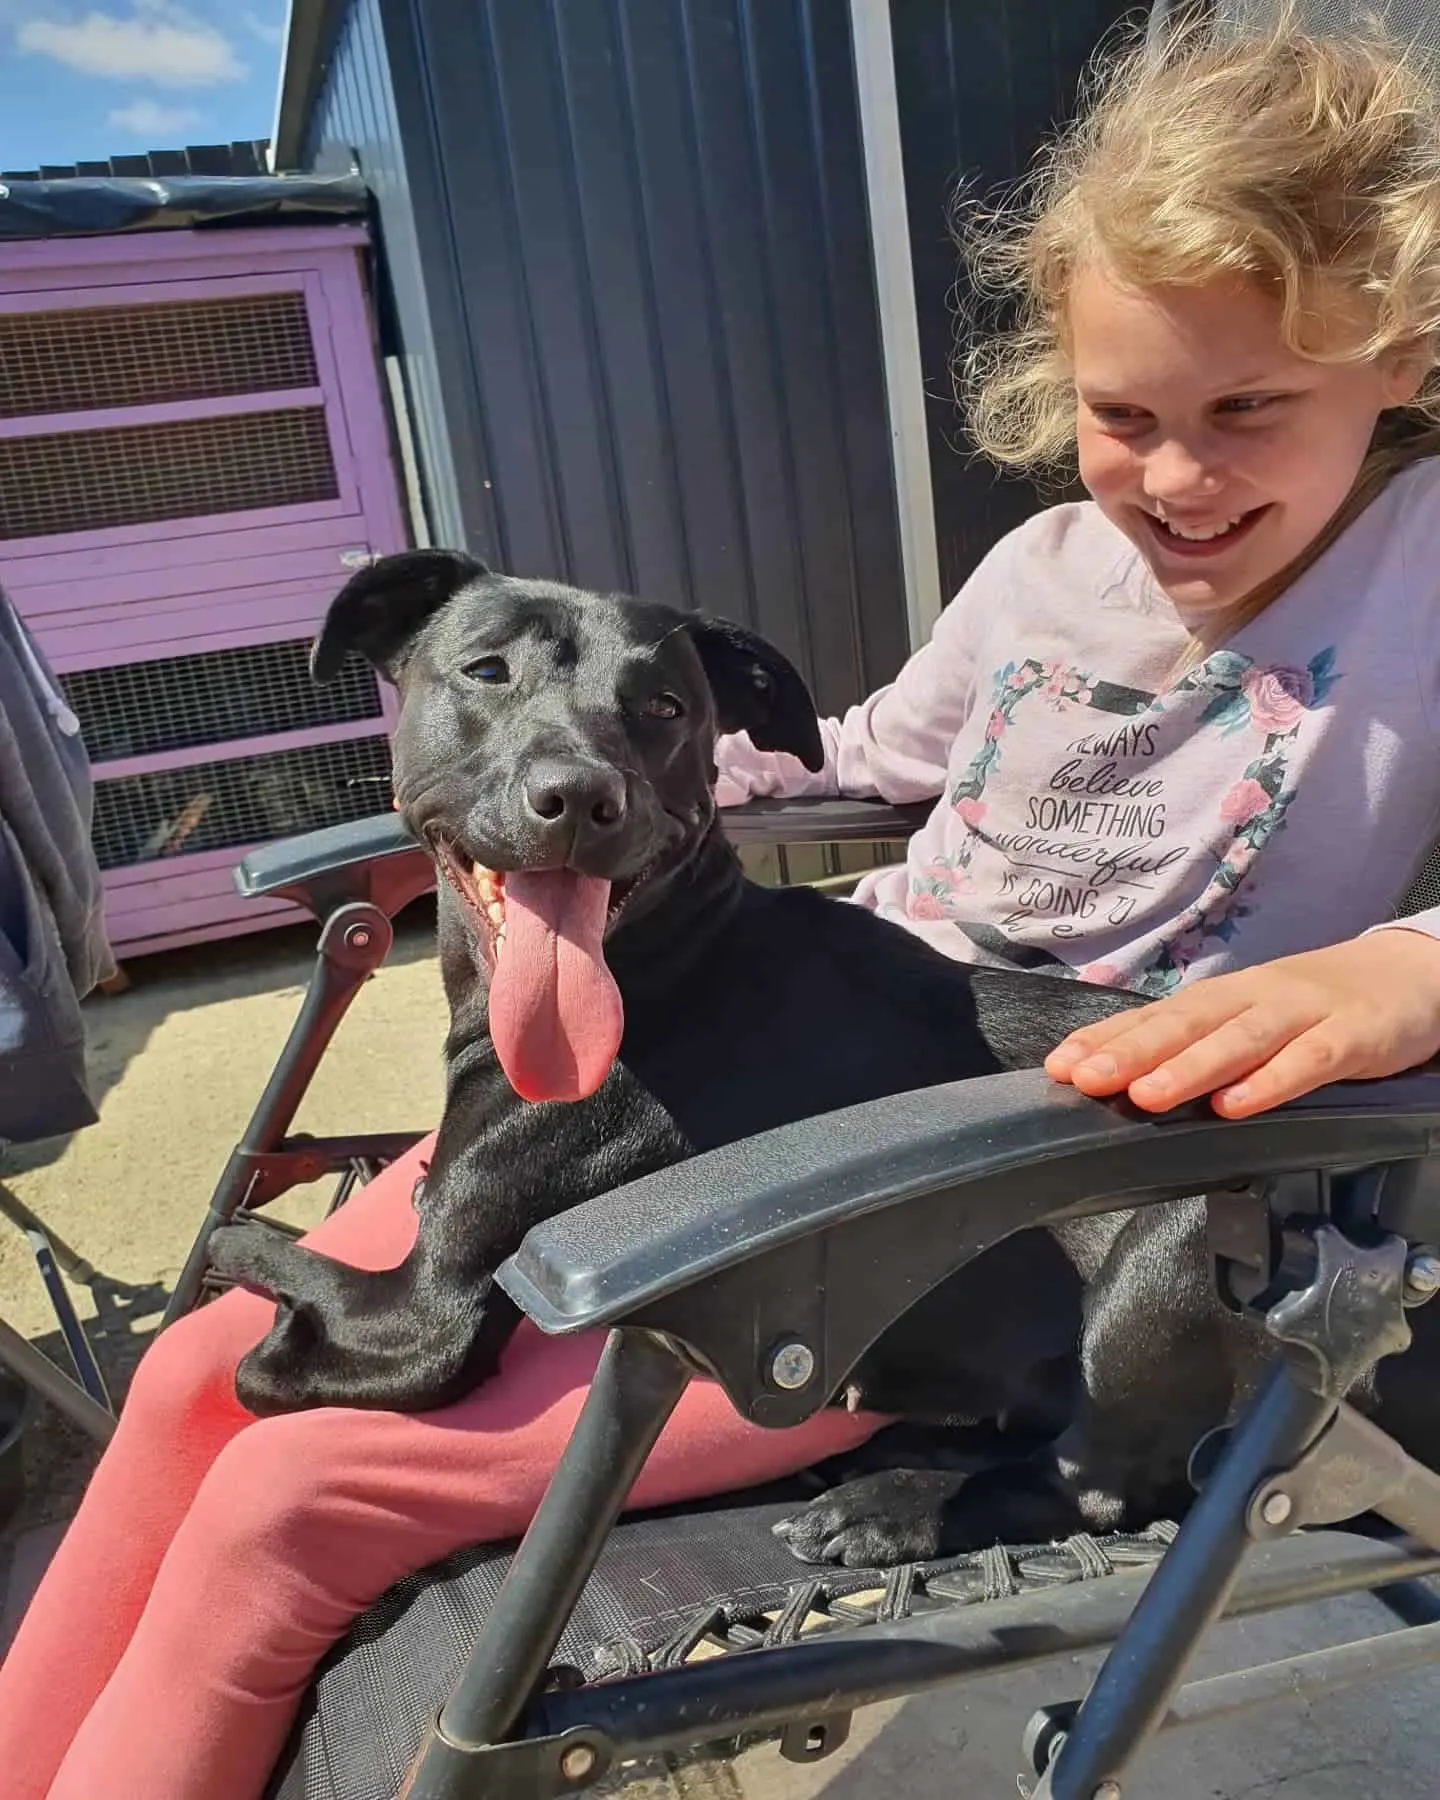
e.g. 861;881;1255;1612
0;902;447;1621
2;905;1439;1798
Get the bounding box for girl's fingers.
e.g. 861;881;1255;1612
1043;1005;1150;1075
1047;985;1268;1095
1209;1024;1363;1118
1118;1008;1311;1111
1047;935;1440;1120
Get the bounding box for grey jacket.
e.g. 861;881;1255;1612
0;587;114;1145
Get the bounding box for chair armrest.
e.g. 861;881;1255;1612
496;1065;1440;1425
717;796;930;846
233;812;434;922
231;799;925;924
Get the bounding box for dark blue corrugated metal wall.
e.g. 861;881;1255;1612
306;0;910;712
891;0;1136;602
304;0;474;549
302;0;1127;704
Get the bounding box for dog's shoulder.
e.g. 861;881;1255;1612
729;882;1144;1070
732;880;968;981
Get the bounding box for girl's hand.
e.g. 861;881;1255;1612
1045;931;1440;1119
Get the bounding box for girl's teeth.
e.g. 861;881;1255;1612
1160;514;1244;541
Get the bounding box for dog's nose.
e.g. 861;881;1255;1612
524;759;628;837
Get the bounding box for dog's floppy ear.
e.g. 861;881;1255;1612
311;549;488;684
687;615;824;771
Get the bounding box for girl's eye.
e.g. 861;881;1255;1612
1215;393;1282;416
462;656;510;684
1088;405;1151;432
642;692;685;720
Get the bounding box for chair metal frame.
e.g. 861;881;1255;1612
174;797;1440;1800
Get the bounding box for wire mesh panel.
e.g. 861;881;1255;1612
0;292;319;420
1216;0;1440;39
63;639;384;763
0;407;339;540
91;735;394;870
1397;841;1440;918
0;237;406;952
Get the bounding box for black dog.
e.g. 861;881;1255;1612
214;549;1439;1567
206;553;1142;1465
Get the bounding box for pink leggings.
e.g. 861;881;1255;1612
0;1137;882;1800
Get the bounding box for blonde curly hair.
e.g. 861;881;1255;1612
961;7;1440;503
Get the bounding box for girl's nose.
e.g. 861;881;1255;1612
1142;436;1224;504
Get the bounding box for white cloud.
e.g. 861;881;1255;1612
241;8;281;47
107;96;201;139
18;4;245;88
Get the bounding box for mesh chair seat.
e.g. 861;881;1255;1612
268;1491;1181;1800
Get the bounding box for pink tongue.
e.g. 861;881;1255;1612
488;870;623;1103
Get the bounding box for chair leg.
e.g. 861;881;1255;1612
0;1181;96;1284
0;1314;115;1444
1032;1356;1335;1800
27;1229;111;1410
0;1182;112;1411
1035;1216;1422;1798
161;901;394;1327
402;1328;693;1799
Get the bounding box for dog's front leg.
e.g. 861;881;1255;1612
774;1202;1254;1566
206;1219;521;1415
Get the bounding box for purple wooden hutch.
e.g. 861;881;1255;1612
0;177;409;955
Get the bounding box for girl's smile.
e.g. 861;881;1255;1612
1070;269;1423;622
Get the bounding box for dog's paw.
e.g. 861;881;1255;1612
206;1218;306;1295
233;1326;319;1416
771;1469;968;1568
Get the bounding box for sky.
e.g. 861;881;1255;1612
0;1;288;171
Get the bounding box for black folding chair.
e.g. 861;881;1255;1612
146;795;1440;1800
149;8;1440;1793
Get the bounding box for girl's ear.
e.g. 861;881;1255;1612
1380;345;1430;410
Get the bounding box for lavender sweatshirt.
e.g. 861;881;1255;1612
715;462;1440;996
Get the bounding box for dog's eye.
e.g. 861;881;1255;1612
642;692;685;720
462;656;510;685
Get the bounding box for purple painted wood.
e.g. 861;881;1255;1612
31;574;343;651
107;894;304;957
0;495;357;565
0;271;309;315
43;610;341;669
0;385;329;442
14;557;360;621
92;718;388;780
0;225;409;954
318;256;411;556
3;515;375;590
106;857;282;908
103;841;289;890
0;226;368;283
299;268;364;515
105;853;321;914
0;256;352;296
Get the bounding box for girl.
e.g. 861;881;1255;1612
8;16;1440;1797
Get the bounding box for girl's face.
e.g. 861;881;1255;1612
1071;267;1423;620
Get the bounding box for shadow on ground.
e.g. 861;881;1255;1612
3;896;438;1181
5;1270;168;1539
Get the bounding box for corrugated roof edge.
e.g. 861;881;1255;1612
1;142;272;183
272;0;350;171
